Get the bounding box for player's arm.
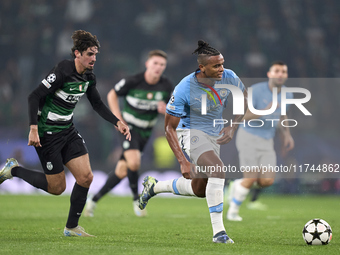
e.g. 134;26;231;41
217;88;248;145
86;85;131;141
27;73;63;147
164;113;191;179
107;88;126;123
279;114;294;154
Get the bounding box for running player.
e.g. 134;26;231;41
0;30;130;237
227;61;294;221
84;50;173;217
138;40;247;243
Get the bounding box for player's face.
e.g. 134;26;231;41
75;46;99;73
201;54;224;81
145;56;167;78
267;64;288;87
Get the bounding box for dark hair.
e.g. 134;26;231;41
192;40;220;65
269;60;287;70
148;49;167;60
71;30;100;58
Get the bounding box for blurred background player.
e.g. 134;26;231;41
227;61;294;221
84;50;173;217
138;40;247;243
0;30;130;236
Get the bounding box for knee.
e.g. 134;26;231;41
258;178;274;187
76;171;93;188
48;183;66;195
126;161;140;171
192;179;207;198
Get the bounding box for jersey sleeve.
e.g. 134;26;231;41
166;84;186;118
114;77;136;96
223;69;246;107
28;65;64;125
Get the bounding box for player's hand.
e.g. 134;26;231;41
116;121;131;141
28;125;42;147
217;126;235;145
180;161;193;179
157;101;167;114
281;133;294;157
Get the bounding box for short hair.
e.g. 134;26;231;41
148;49;167;60
192;40;221;65
71;30;100;58
269;60;287;70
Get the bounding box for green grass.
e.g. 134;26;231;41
0;194;339;255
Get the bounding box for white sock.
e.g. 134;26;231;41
206;178;225;236
228;179;250;214
154;177;195;196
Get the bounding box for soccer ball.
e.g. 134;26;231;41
302;219;332;245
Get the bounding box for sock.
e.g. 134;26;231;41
11;166;48;192
92;172;122;202
127;169;139;201
154;177;195;196
206;178;225;236
228;179;250;214
250;187;262;202
66;183;89;228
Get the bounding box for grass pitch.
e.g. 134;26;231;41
0;194;339;255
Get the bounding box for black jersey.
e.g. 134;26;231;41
28;59;118;137
114;72;173;136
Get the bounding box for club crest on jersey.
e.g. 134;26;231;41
220;89;228;97
155;92;163;100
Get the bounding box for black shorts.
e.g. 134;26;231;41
119;127;150;160
35;126;88;174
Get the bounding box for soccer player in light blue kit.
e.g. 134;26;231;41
227;61;294;221
138;40;247;244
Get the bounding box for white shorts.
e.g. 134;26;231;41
236;128;276;175
176;129;220;165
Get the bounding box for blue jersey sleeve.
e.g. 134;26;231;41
166;83;187;118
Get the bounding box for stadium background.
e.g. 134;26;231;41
0;0;339;195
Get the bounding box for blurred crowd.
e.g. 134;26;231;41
0;0;339;190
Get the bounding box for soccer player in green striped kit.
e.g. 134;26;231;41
84;50;173;217
0;30;131;237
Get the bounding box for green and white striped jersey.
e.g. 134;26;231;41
36;60;95;136
114;72;173;137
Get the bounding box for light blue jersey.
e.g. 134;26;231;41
166;69;245;136
241;81;293;139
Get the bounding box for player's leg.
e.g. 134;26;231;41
84;159;127;217
64;153;94;237
227;128;257;221
62;129;94;237
124;149;141;201
197;150;233;243
1;158;48;192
